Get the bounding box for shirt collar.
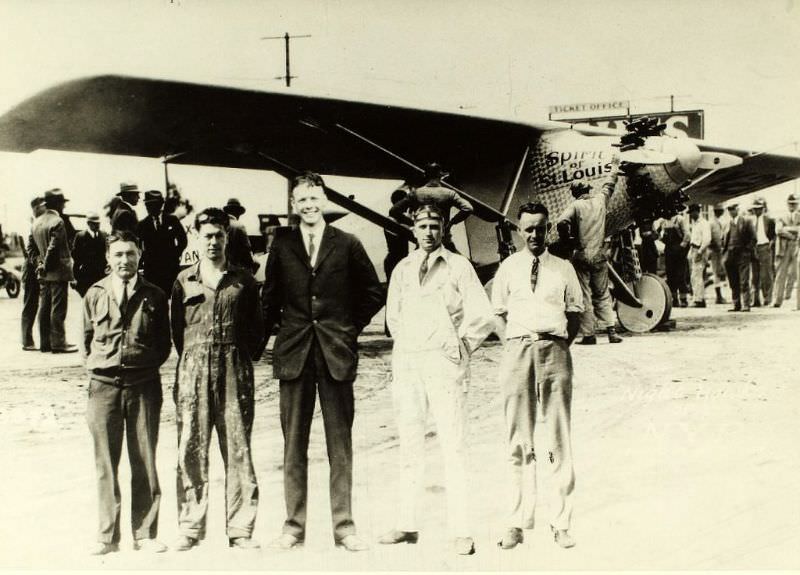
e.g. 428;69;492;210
111;272;138;295
415;244;450;264
300;220;326;239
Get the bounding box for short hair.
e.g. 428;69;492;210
517;202;549;220
291;171;325;192
106;230;140;250
194;207;230;231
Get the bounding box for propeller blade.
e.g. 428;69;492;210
697;152;743;170
619;149;678;164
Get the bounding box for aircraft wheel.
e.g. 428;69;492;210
616;273;671;333
6;276;20;298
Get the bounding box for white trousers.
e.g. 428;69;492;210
391;349;471;537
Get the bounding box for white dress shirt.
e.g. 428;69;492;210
492;249;583;339
756;215;769;245
689;217;712;251
110;273;139;306
300;221;326;267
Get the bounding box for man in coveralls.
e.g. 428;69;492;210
492;202;583;550
83;230;171;555
381;204;495;556
170;208;265;551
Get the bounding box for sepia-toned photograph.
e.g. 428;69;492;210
0;0;798;571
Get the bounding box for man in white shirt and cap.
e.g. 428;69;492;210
382;204;495;556
686;204;712;307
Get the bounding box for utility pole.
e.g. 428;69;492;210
261;32;311;87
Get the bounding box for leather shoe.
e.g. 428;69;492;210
378;529;419;545
22;344;37;351
454;536;476;555
497;527;523;550
553;528;576;549
336;534;369;552
52;345;78;354
133;538;167;553
576;335;596;345
173;535;199;552
268;533;303;550
229;537;260;550
89;542;119;556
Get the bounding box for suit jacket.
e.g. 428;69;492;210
226;217;257;273
31;209;73;282
111;202;138;234
72;229;108;293
262;225;384;382
724;215;757;253
136;214;187;276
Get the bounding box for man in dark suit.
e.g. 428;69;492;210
262;172;384;553
31;189;77;353
136;190;187;295
223;198;257;273
723;202;757;312
749;197;776;306
72;212;108;296
111;182;141;234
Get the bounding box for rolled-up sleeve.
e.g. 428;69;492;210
564;262;584;313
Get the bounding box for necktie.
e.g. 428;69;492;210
419;253;429;285
530;256;539;293
308;233;316;265
120;279;129;315
154;215;160;230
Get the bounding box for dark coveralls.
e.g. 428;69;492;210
83;275;171;544
170;263;265;540
389;184;473;251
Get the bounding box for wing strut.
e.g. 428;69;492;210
254;151;415;243
332;122;509;224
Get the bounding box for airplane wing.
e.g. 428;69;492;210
683;143;800;205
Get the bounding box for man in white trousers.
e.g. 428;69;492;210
382;204;495;556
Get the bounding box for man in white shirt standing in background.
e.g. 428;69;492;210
492;202;583;551
687;204;712;308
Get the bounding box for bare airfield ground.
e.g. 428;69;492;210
0;287;798;571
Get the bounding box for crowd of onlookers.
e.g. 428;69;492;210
642;194;799;312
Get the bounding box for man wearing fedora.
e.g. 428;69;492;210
223;198;257;273
72;212;108;297
136;190;187;295
772;193;800;308
750;197;775;307
21;197;47;351
723;201;757;312
111;182;141;234
31;188;77;353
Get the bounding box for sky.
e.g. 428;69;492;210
1;0;799;250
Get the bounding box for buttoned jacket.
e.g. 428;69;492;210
262;226;384;382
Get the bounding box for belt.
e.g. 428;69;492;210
511;333;563;342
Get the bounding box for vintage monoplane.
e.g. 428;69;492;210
1;75;799;330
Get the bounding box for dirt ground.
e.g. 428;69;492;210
0;285;798;572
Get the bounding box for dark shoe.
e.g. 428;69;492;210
497;527;523;550
773;302;781;308
173;535;199;552
715;288;726;304
22;344;37;351
133;538;167;553
229;537;260;550
752;300;761;308
454;536;476;555
727;307;741;312
576;336;596;345
336;534;369;552
378;530;419;545
553;528;576;549
40;347;52;353
268;533;303;550
606;327;622;343
52;345;78;354
89;542;119;556
692;301;706;308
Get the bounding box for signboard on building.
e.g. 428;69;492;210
549;100;630;117
559;110;705;139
